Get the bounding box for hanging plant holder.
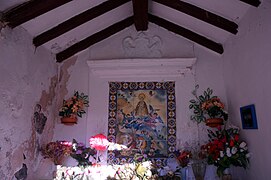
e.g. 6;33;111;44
205;118;224;127
61;116;77;125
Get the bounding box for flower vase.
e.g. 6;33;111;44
192;161;206;180
61;116;77;125
221;168;232;180
181;167;188;180
53;155;65;166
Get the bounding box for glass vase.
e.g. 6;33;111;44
191;161;206;180
181;166;188;180
221;168;232;180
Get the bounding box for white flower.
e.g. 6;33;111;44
246;153;251;158
142;161;152;168
220;151;224;158
231;147;237;154
66;168;74;176
145;170;152;177
226;148;232;157
73;166;83;174
239;142;247;148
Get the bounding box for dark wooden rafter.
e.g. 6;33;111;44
33;0;131;47
56;16;134;62
132;0;148;31
153;0;238;34
2;0;73;28
149;14;223;54
239;0;261;7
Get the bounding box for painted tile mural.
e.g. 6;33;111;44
107;82;176;165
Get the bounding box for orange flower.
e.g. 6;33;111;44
72;105;78;113
59;91;89;118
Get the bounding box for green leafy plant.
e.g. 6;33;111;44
70;139;97;167
189;85;228;123
59;91;89;118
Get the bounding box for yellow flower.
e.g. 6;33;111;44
72;105;78;113
136;163;147;178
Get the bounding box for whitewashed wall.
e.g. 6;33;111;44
223;1;271;179
0;27;58;179
1;2;268;178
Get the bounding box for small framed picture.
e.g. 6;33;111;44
240;104;258;129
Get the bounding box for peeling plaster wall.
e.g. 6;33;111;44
0;27;58;179
223;1;271;179
54;24;226;171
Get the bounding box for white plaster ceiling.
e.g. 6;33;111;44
0;0;254;57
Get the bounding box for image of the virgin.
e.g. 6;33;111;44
135;93;149;117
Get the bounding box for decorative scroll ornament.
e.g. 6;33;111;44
122;32;162;58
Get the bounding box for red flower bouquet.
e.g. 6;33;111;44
201;127;250;177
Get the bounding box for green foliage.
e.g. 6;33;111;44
189;85;228;123
70;139;96;167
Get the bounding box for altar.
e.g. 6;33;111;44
54;163;220;180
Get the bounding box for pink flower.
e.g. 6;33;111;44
89;134;109;151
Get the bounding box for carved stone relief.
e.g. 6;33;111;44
122;32;162;58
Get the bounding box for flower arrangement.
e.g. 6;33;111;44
201;127;250;177
70;139;96;167
109;153;154;180
175;150;192;168
189;85;228;124
59;91;89;118
41;141;72;165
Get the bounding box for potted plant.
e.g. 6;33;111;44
189;85;228;127
59;91;89;125
41;141;72;165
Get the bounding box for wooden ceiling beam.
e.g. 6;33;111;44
149;14;223;54
33;0;131;47
2;0;72;28
153;0;238;34
56;16;134;62
132;0;148;31
239;0;261;7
